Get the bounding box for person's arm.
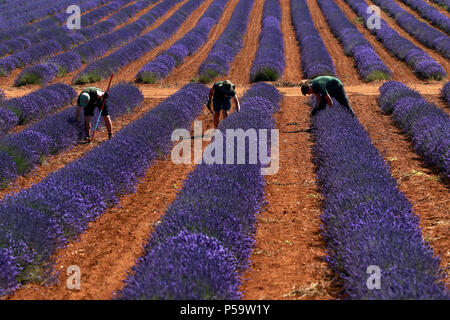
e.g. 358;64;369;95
314;93;322;108
233;95;240;112
325;94;333;107
207;87;214;111
76;94;82;121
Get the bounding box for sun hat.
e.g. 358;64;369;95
79;92;90;107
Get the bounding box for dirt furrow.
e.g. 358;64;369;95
218;0;264;86
392;0;450;35
305;0;361;84
92;0;216;88
0;0;143;88
365;0;450;72
241;95;338;300
280;0;303;83
8;111;214;300
160;0;242;86
350;94;450;284
334;0;419;82
0;97;164;202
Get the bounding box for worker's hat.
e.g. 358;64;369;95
79;92;90;107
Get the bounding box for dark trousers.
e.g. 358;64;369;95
312;86;356;117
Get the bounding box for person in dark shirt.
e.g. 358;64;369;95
76;86;113;142
301;76;356;116
207;80;240;128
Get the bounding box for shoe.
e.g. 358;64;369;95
108;133;113;140
82;136;92;144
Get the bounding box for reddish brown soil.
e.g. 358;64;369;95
365;0;450;73
92;0;216;88
280;0;303;82
160;0;242;86
334;0;419;82
392;0;450;36
0;98;164;202
305;0;361;85
8;111;214;300
241;95;338;300
217;0;265;86
350;94;450;284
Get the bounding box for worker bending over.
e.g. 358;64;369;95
76;86;113;143
207;80;240;129
301;76;356;117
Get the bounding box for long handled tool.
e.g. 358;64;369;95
91;73;114;142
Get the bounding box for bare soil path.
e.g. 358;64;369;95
365;0;450;73
305;0;361;85
8;111;214;300
279;0;303;83
216;0;264;86
159;0;242;86
241;95;338;300
334;0;419;82
92;0;216;88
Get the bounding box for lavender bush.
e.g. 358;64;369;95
74;0;204;84
117;83;282;300
343;0;446;80
197;0;254;83
430;0;449;11
137;0;229;83
371;0;450;59
317;0;392;81
290;0;336;79
0;84;76;130
0;83;141;188
249;0;284;82
11;0;161;84
396;0;450;34
312;97;448;299
0;84;208;297
442;82;450;105
378;81;450;180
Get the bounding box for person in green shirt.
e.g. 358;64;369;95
301;76;356;117
207;80;241;129
76;86;113;143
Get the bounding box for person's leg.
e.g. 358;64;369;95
213;111;221;129
222;109;229;120
103;116;113;137
84;116;91;137
335;86;356;116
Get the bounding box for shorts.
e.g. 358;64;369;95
84;103;109;117
213;99;231;112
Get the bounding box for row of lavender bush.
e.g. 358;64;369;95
0;83;209;297
370;0;450;59
317;0;392;82
136;0;230;83
117;82;282;300
249;0;285;82
0;0;115;56
397;0;450;34
0;84;76;135
0;0;126;78
0;83;142;189
312;98;448;299
343;0;446;80
74;0;205;84
14;0;161;85
378;81;450;180
290;0;336;79
442;82;450;105
430;0;449;11
197;0;255;83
